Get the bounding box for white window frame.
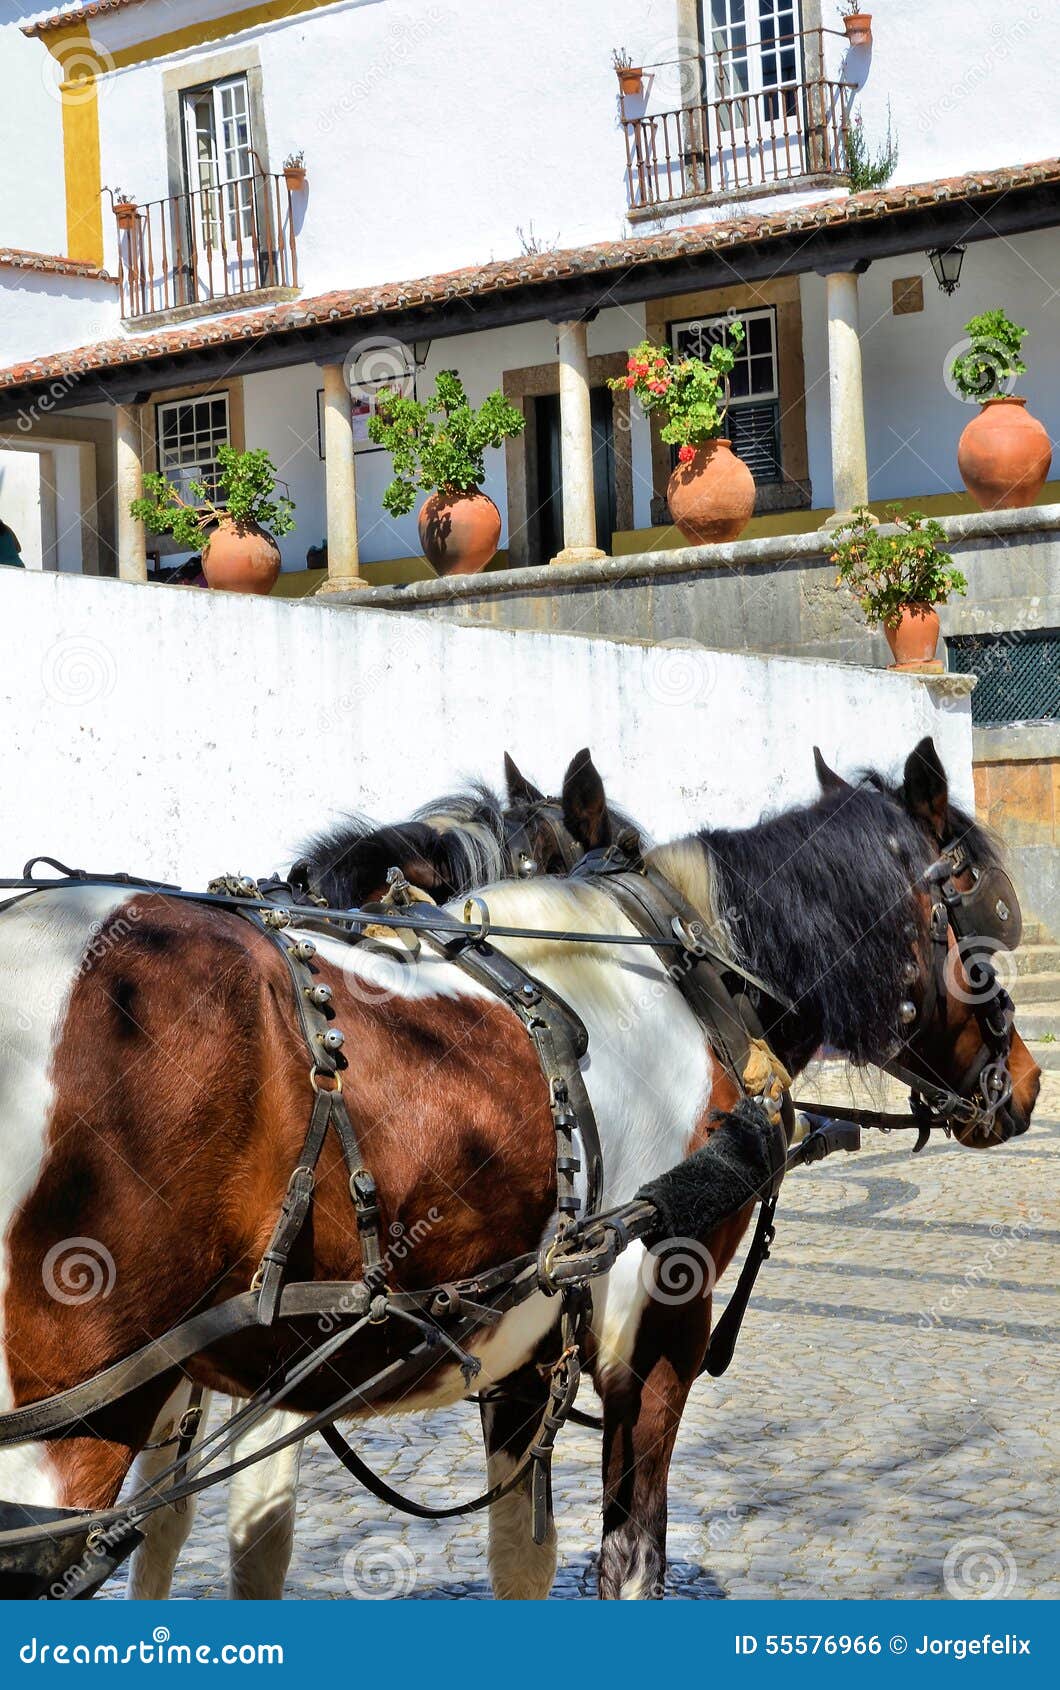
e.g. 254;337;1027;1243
670;307;782;482
156;391;231;505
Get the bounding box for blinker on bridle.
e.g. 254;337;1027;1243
503;797;582;879
886;839;1024;1146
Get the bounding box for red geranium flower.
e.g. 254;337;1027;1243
678;444;696;463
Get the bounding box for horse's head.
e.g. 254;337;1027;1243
814;737;1041;1148
501;752;584;877
291;818;463;909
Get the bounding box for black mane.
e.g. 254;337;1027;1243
293;783;507;907
702;772;999;1066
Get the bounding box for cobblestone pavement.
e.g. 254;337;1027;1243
107;1068;1059;1602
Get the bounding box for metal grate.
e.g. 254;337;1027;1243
948;629;1060;726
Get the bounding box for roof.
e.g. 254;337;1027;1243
0;247;115;282
22;0;147;36
1;158;1058;401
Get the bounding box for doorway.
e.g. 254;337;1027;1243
530;387;617;565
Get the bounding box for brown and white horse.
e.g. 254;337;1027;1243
0;741;1040;1600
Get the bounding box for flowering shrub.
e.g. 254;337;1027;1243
830;504;967;628
609;324;744;454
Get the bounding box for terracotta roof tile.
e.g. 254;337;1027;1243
22;0;146;36
0;158;1057;393
0;247;115;282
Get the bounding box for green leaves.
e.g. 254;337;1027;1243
844;106;899;192
949;308;1028;402
610;325;745;448
367;370;526;516
830;504;967;628
130;445;295;546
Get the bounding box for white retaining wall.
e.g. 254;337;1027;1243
0;570;972;888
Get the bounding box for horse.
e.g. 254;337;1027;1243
291;752;598;908
0;739;1039;1601
123;753;644;1599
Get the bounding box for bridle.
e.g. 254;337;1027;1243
502;796;582;879
861;838;1024;1147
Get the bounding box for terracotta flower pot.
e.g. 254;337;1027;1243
884;603;940;669
616;67;644;96
114;202;137;231
202;517;282;595
842;13;873;47
417;488;501;576
666;439;756;545
283;166;307;193
956;396;1052;511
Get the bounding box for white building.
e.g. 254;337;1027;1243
0;0;1057;587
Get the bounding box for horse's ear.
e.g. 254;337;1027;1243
561;748;612;851
813;746;850;794
900;737;950;836
503;752;544;807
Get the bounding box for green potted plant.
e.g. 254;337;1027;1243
949;308;1052;510
610;325;755;544
612;47;644;98
282;150;307;192
839;2;873;48
368;370;525;575
131;445;295;595
830;504;967;669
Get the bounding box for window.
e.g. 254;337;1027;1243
156;393;231;503
182;75;256;253
703;0;803;118
670;307;782;482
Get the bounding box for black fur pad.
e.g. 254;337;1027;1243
636;1099;787;1245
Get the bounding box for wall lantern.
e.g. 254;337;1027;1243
928;245;966;295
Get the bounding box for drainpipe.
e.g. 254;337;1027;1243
317;360;368;592
550;314;606;565
115;403;147;583
820;262;871;526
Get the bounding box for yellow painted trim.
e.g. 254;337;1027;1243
102;0;349;69
41;30;104;267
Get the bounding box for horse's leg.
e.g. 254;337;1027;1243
479;1365;557;1600
125;1382;210;1600
594;1217;748;1601
226;1408;305;1600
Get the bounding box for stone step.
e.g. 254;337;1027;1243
1010;970;1060;1005
1027;1039;1060;1073
1012;1003;1060;1041
1014;943;1060;977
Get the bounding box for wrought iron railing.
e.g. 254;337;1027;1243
621;30;855;211
113;166;298;320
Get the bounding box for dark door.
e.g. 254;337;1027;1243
531;387;617;565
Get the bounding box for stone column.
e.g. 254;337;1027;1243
551;316;605;565
822;267;870;525
114;403;147;583
317;361;368;592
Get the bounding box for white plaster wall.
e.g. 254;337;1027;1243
0;11;66;257
0;568;972;887
0;271;120;367
79;0;1060;299
801;228;1060;511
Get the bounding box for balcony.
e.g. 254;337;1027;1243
621;30;854;215
113;165;299;323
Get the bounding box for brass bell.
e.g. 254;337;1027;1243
898;1000;917;1025
306;984;333;1008
293;940;317;962
318;1028;344;1052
